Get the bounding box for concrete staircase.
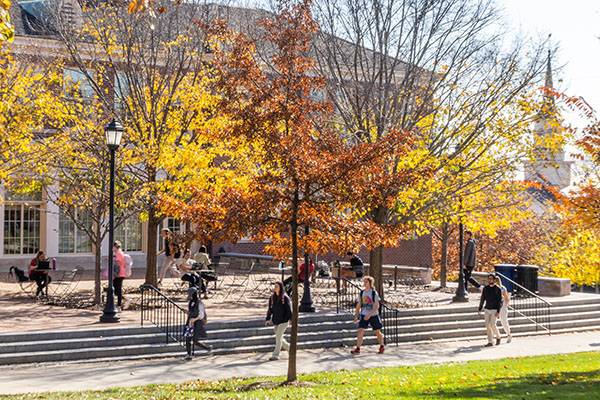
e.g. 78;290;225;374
1;295;598;365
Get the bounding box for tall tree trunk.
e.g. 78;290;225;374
287;189;299;383
369;206;387;300
93;221;103;304
145;208;160;286
440;223;449;288
369;245;384;299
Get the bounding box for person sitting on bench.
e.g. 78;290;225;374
29;250;51;297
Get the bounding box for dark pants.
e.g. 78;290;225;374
464;266;481;289
283;277;305;295
185;319;210;355
113;277;124;307
31;272;51;296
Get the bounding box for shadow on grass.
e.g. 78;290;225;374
430;369;600;399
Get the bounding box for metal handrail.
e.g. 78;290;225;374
335;277;401;346
495;272;551;334
495;272;552;306
140;284;187;347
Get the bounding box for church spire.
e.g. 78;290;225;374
540;36;555;117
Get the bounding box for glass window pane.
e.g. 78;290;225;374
76;210;93;253
22;206;40;255
59;209;75;253
126;218;142;252
4;205;21;255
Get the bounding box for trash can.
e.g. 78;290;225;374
516;265;539;295
494;264;517;293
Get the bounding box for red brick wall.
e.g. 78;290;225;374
212;234;432;267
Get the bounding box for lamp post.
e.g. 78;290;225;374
299;224;315;313
453;149;468;303
100;118;124;323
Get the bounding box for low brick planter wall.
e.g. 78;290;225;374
472;271;570;296
380;265;432;285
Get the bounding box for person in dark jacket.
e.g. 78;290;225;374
182;286;212;360
478;273;503;347
265;281;292;361
463;231;481;290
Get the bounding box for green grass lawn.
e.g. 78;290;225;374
5;351;600;399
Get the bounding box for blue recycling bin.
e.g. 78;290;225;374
494;264;517;293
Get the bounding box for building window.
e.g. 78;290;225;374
157;217;182;251
58;209;93;254
116;217;142;252
64;68;94;100
3;191;43;255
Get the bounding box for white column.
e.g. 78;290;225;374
45;196;60;258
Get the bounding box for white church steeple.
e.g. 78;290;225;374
525;45;573;191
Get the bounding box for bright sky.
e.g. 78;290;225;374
502;0;600;132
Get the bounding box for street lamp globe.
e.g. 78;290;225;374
104;118;124;149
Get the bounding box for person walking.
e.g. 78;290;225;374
157;229;173;286
478;273;503;346
351;276;385;355
496;274;513;343
265;281;292;361
463;231;481;291
182;286;212;360
113;241;130;311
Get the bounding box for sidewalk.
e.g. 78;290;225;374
1;331;599;395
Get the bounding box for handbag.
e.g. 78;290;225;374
102;267;108;278
183;325;194;338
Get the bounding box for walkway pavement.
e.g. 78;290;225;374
1;331;599;395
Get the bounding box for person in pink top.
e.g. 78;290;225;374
113;241;130;311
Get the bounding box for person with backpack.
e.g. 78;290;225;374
351;275;385;355
113;241;130;311
265;281;292;361
183;286;212;361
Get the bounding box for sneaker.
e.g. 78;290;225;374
122;298;131;310
116;307;122;313
496;338;501;345
269;356;279;361
182;354;192;361
207;345;214;356
507;336;512;343
351;347;360;355
484;343;494;347
378;346;385;354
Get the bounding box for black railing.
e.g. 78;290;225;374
140;284;187;347
495;272;552;334
335;278;402;346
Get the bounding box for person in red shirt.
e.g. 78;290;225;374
283;257;315;294
29;250;51;297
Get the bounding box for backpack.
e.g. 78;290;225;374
123;253;133;277
9;266;29;282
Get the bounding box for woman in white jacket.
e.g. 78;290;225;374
496;275;513;343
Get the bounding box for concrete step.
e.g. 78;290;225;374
0;342;183;365
0;325;161;344
0;333;169;354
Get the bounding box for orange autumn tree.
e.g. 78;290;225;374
161;0;416;382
